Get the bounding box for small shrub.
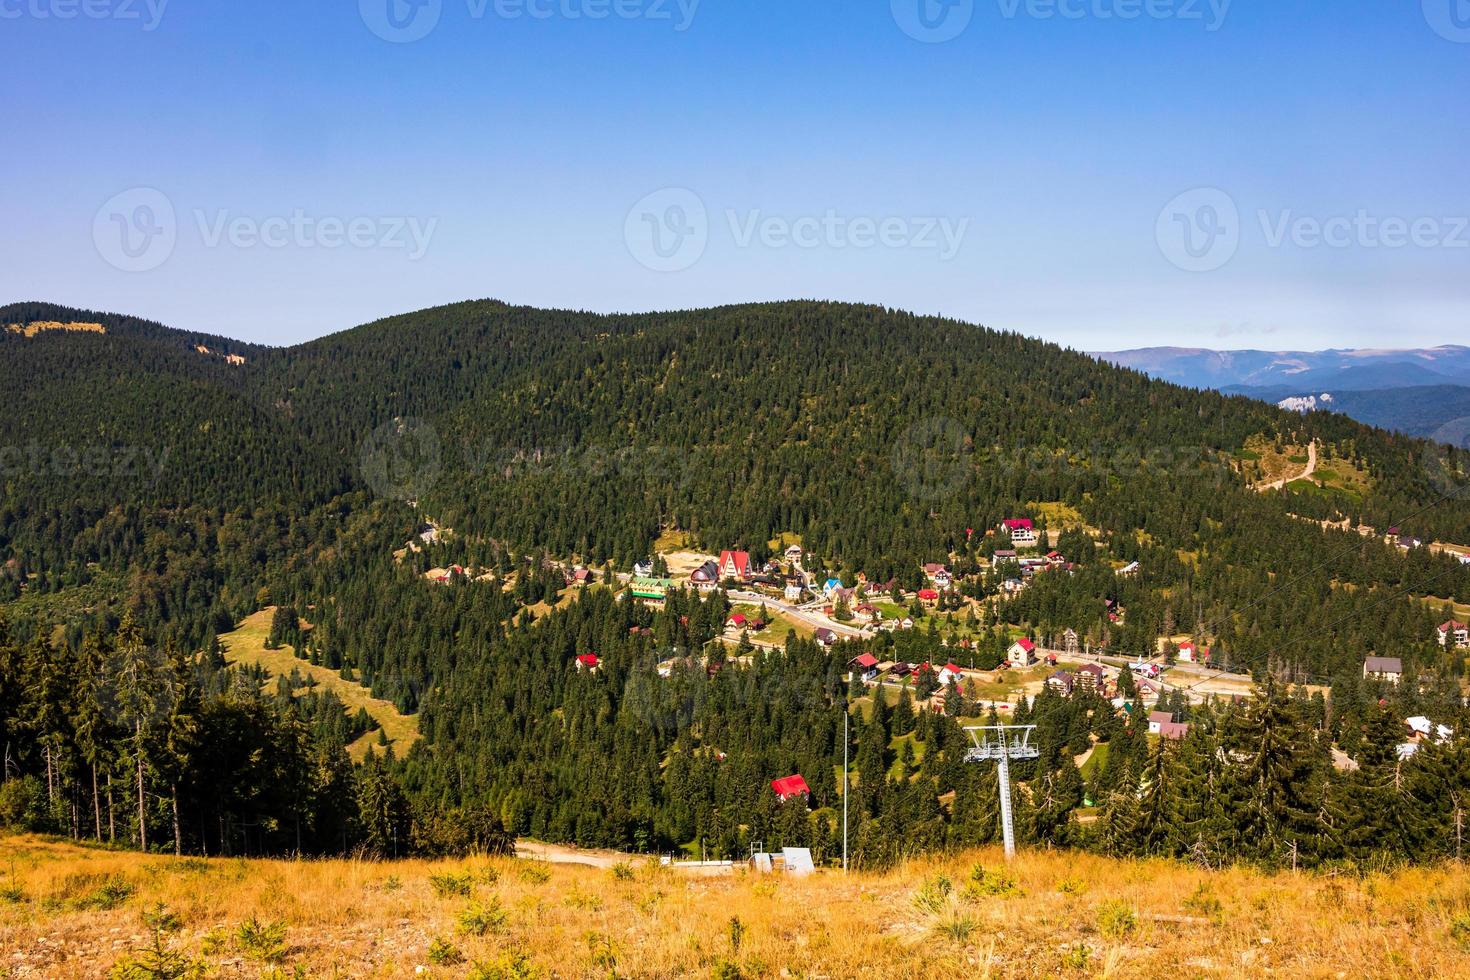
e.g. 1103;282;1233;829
380;874;402;892
727;916;745;954
1096;899;1137;939
199;927;228;956
467;950;544;980
236;916;289;963
0;883;25;904
430;870;475;898
428;938;465;965
1183;882;1225;923
933;912;977;944
1061;944;1091;970
912;874;954;915
562;888;603;911
1055;876;1087;895
710;960;744;980
1451;913;1470;949
477;865;501;885
457;897;508;936
964;864;1018;899
108;934;202;980
75;875;135;910
141;903;182;933
517;863;551;885
610;862;635;881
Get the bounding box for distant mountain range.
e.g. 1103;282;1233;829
1096;346;1470;440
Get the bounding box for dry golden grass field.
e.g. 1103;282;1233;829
3;836;1470;978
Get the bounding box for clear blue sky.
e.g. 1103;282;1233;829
3;1;1467;350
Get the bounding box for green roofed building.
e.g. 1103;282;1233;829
629;577;677;601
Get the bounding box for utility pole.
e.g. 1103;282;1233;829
842;706;849;873
963;725;1039;860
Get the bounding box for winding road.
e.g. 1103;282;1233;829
1258;441;1318;492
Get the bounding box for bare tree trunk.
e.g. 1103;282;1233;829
135;743;147;851
92;763;102;842
44;745;54;803
171;785;182;857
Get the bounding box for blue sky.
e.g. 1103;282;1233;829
3;0;1467;350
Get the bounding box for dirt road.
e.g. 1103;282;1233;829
1258;441;1318;491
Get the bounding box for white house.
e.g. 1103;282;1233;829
1437;620;1469;650
937;663;965;687
1007;638;1037;667
1177;641;1210;664
1001;519;1038;548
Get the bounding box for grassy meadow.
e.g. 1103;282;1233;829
2;835;1469;978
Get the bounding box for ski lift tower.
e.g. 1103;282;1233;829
964;725;1039;859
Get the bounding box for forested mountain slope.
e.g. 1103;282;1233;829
5;299;1470;867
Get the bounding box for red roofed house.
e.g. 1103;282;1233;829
917;588;940;604
719;550;754;582
1001;519;1038;548
938;663;964;687
771;775;810;803
728;613;748;629
1007;637;1037;667
576;654;600;672
1438;620;1470;649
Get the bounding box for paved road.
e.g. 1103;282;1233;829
727;591;868;638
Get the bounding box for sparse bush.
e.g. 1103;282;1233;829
1056;876;1086;895
1451;913;1470;949
912;873;954;915
1096;899;1137;939
1183;882;1225;923
457;897;508;936
0;882;25;904
236;916;289;963
428;937;465;965
610;862;634;881
517;863;551;884
964;863;1018;898
73;874;135;910
1061;944;1091;970
430;870;475;898
109;926;202;980
467;950;543;979
380;874;402;892
933;912;977;944
141;902;181;933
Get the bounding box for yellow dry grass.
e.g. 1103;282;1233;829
220;608;420;761
4;321;107;338
2;835;1468;978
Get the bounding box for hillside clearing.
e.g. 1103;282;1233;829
3;835;1468;978
219;608;420;760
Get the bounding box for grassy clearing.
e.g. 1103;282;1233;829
4;834;1469;978
220;608;420;761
